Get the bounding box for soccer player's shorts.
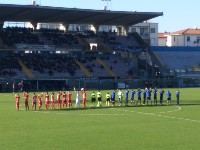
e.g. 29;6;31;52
97;97;102;101
62;100;66;104
111;98;115;103
91;98;96;103
106;98;110;101
32;102;36;105
45;101;49;105
25;100;28;105
138;97;141;101
68;100;72;104
51;100;54;104
57;100;61;104
39;101;42;107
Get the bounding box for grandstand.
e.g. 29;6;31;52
0;4;165;92
152;46;200;74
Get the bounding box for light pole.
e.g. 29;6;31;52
101;0;111;10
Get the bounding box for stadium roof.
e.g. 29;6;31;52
0;4;163;26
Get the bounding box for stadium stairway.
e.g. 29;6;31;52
98;42;112;54
74;59;92;77
77;37;86;48
18;58;34;78
148;47;170;74
96;58;117;77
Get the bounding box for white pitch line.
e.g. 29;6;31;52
80;114;132;116
113;106;200;123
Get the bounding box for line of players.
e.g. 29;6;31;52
15;87;180;111
89;88;180;107
15;88;86;111
121;88;180;106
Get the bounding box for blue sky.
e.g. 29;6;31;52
1;0;200;32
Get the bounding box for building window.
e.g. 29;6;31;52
151;28;156;33
187;36;190;41
131;27;136;33
140;28;148;35
196;37;200;43
174;37;176;42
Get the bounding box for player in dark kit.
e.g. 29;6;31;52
147;88;152;106
176;90;180;105
166;90;171;105
136;88;142;106
91;91;96;107
153;88;158;105
160;89;164;105
130;90;135;106
143;88;147;105
111;90;116;107
125;89;129;106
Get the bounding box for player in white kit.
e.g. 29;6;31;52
74;87;80;108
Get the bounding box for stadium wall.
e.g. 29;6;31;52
151;46;200;52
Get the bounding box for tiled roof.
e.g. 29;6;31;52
158;32;169;38
171;28;200;35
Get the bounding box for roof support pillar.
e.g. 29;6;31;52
117;26;129;36
93;24;99;34
117;26;123;36
30;22;38;30
122;26;129;36
62;23;69;32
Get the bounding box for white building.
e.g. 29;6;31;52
158;32;168;46
158;28;200;47
129;22;159;46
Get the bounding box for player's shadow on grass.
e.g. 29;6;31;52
45;106;123;112
41;103;199;112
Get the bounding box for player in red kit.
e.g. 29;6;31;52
37;93;43;110
32;93;37;110
81;88;86;108
23;92;29;111
67;91;72;108
62;92;67;108
45;92;49;110
57;91;62;109
50;92;55;109
15;94;20;111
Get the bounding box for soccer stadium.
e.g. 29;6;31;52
1;2;200;150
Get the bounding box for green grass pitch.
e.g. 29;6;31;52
1;88;200;150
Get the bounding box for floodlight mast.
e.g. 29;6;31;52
101;0;111;10
32;0;41;6
32;0;36;6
